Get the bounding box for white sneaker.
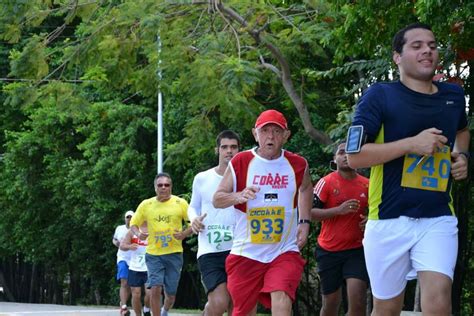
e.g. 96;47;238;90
119;305;130;316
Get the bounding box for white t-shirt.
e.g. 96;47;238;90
188;168;236;258
113;224;131;264
229;148;307;263
129;235;148;272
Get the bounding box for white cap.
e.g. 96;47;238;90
124;210;134;218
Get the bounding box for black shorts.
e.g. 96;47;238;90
197;251;230;295
128;270;148;287
315;245;369;295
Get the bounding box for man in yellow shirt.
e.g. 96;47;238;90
130;173;192;316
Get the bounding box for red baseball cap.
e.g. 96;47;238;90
254;109;288;129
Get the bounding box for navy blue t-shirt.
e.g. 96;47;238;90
352;80;467;220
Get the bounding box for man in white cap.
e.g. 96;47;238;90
213;109;312;316
113;210;134;316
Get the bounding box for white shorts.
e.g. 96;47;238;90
363;215;458;300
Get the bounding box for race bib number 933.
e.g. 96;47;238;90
248;206;284;244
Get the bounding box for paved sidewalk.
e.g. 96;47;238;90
0;302;201;316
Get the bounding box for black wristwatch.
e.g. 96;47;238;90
298;219;311;225
459;152;471;160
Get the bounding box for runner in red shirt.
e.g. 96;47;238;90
311;142;369;316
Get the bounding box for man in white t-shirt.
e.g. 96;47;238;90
189;130;240;316
120;221;151;316
213;110;312;316
113;210;133;316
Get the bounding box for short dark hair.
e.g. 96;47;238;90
154;172;172;185
216;130;240;148
333;140;346;155
392;23;433;54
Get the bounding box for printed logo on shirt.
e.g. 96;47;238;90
264;193;278;202
252;173;288;189
154;215;170;223
446;100;454;105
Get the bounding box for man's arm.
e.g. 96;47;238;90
213;167;259;208
188;176;201;222
112;227;120;247
298;168;312;221
311;199;360;221
453;127;470;153
173;226;194;240
348;127;447;169
296;167;312;249
112;237;120;248
129;224;148;241
119;229;137;251
189;175;207;233
451;127;471;180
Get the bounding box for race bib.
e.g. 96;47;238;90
205;225;233;251
248;206;284;244
131;253;146;267
154;229;172;248
401;145;451;192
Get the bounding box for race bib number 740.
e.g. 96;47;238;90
248;206;284;244
401;145;451;192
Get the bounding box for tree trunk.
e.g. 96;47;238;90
28;263;36;303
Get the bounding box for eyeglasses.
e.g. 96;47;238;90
157;183;170;188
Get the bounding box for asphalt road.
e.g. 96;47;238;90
0;302;425;315
0;302;200;316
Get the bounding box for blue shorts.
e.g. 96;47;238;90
128;270;148;287
146;252;183;295
116;261;129;281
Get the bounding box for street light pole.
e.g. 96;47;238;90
157;33;163;174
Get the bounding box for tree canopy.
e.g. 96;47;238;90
0;0;472;313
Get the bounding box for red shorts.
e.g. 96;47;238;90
226;251;306;316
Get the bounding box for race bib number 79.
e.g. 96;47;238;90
401;145;451;192
248;206;284;244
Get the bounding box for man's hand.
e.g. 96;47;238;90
191;213;207;234
173;227;193;240
296;223;310;250
338;199;360;215
137;231;149;241
130;243;139;250
451;152;468;180
235;186;260;204
410;128;447;156
173;229;187;240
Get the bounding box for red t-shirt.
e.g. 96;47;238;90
313;171;369;251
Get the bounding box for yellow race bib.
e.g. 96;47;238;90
401;145;451;192
153;229;172;248
248;206;285;244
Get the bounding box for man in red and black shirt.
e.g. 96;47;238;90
311;142;369;316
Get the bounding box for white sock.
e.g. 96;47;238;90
161;306;169;316
143;306;150;312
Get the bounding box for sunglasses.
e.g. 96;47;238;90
157;183;170;188
126;216;132;219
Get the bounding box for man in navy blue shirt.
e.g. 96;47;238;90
348;23;470;316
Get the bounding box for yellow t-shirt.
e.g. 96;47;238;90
131;195;189;256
